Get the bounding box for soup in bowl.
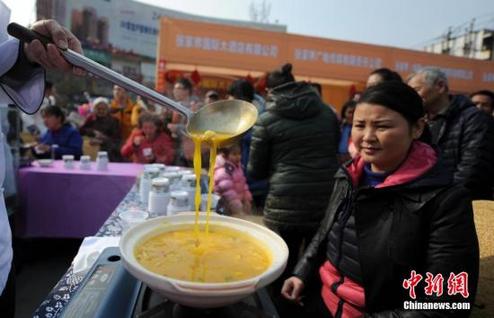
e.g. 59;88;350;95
120;213;288;308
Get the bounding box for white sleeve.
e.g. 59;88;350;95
0;38;45;114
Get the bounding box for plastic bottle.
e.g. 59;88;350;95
148;177;170;217
167;191;190;216
162;172;182;191
139;167;160;204
151;163;166;176
180;174;196;211
96;151;109;171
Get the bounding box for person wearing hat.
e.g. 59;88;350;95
80;97;121;161
281;81;478;317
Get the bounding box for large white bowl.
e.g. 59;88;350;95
119;212;288;308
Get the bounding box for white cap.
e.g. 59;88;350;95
170;191;189;206
165;166;181;173
162;172;181;182
152;177;170;187
152;163;166;171
143;167;160;178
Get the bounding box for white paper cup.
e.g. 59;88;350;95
62;155;75;169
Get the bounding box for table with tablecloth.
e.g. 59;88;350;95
32;185;143;318
16;160;144;238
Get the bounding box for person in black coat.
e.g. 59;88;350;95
248;63;340;283
282;82;479;318
408;67;494;200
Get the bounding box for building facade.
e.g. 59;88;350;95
424;29;494;61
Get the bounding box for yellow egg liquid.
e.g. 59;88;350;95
135;131;273;283
190;131;235;236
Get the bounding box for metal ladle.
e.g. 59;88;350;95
7;23;258;138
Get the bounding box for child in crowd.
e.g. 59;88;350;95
214;143;252;216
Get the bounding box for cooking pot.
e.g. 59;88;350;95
119;212;288;308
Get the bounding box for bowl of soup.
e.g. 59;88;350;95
119;212;288;308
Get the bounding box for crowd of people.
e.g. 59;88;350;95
2;18;494;318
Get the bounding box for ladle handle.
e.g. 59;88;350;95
7;22;52;47
7;22;193;120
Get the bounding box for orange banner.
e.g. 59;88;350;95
157;17;286;72
157;17;494;93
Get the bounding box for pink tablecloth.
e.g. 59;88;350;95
16;160;144;238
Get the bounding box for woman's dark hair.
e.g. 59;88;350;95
138;112;163;131
266;63;295;89
175;78;193;93
205;90;220;102
218;143;241;157
470;90;494;103
227;79;254;102
369;68;403;83
42;105;65;123
358;81;431;144
340;100;357;120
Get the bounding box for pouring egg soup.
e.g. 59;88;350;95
190;130;234;234
134;225;271;283
134;129;273;283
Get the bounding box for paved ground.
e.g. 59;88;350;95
13;238;81;318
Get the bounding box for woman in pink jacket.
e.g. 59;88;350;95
214;144;252;216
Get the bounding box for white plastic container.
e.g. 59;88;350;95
180;174;197;211
79;155;91;170
148;177;170;217
139;167;160;204
200;193;221;212
96;151;109;171
162;172;182;191
151;163;166;176
164;166;181;173
167;191;190;216
62;155;74;169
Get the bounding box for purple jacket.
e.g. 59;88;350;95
214;155;252;209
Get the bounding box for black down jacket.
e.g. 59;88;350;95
293;158;479;317
430;95;494;199
247;81;340;230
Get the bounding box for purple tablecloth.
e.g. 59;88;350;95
16;160;144;238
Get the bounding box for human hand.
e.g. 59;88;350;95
133;136;144;146
281;277;305;305
35;143;51;154
89;138;102;146
93;130;106;139
24;19;84;75
142;147;154;160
